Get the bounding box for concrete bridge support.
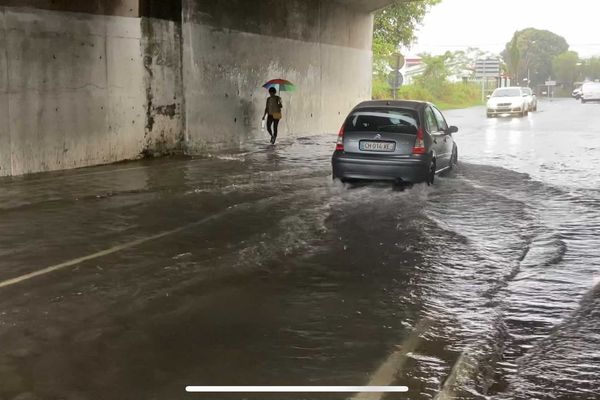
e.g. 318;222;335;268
0;0;388;176
182;0;373;150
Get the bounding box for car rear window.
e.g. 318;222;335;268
344;108;419;134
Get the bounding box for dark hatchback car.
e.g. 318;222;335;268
332;100;458;184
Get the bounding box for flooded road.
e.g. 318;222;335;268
0;98;599;400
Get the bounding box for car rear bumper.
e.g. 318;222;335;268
331;152;430;183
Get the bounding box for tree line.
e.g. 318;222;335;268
372;1;600;100
502;28;600;88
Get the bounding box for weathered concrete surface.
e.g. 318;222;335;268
182;0;373;151
0;0;140;17
335;0;392;12
0;10;9;176
1;8;146;175
141;18;184;156
0;7;185;176
140;0;182;21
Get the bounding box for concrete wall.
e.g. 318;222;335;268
0;0;378;176
0;0;139;17
0;7;144;176
0;7;183;176
0;10;9;176
182;0;373;151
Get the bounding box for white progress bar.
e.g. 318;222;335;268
185;386;408;393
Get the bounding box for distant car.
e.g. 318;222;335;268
486;87;529;117
580;82;600;103
522;87;538;111
572;87;583;100
331;100;458;185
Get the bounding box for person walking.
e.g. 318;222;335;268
262;87;283;144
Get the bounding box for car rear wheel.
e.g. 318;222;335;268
486;113;493;118
427;161;436;186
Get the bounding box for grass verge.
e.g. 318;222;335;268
373;77;483;110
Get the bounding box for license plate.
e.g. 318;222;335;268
360;141;395;152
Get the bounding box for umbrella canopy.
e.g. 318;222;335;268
263;78;296;92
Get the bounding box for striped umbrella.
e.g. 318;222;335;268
262;79;296;92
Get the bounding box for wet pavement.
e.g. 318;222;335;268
0;98;599;400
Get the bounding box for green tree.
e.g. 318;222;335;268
501;28;569;86
580;57;600;81
552;51;579;85
372;0;441;76
418;53;451;85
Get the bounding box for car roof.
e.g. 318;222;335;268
352;100;428;111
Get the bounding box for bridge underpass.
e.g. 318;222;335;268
0;0;392;177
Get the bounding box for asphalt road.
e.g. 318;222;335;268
0;98;599;400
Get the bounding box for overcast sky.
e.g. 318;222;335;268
408;0;600;58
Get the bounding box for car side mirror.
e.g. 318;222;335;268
446;126;458;135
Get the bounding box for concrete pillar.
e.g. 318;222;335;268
140;16;185;156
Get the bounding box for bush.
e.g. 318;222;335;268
372;80;483;110
372;76;392;100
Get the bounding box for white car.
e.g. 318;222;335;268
487;87;529;118
580;82;600;103
572;87;583;100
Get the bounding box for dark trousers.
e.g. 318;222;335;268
267;115;280;143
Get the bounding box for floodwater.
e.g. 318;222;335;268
0;98;598;400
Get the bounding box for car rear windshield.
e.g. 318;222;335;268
492;88;521;97
344;108;419;134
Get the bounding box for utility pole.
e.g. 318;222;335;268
482;63;486;102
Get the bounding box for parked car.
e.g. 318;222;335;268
331;100;458;185
522;87;538;111
572;87;583;100
486;87;529;117
580;82;600;103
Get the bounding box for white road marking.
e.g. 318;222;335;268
434;352;469;400
0;215;220;290
351;319;431;400
185;386;408;393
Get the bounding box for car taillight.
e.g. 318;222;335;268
335;125;344;151
412;127;426;154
